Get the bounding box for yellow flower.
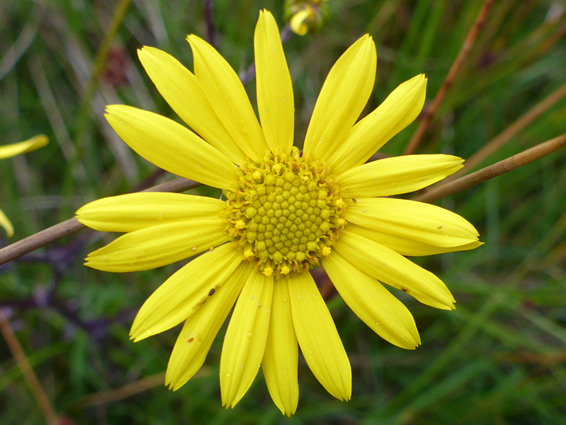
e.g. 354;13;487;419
285;0;328;36
76;10;481;416
0;135;48;237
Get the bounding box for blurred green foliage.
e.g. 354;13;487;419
0;0;565;424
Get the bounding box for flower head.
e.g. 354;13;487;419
285;0;329;36
0;135;48;237
77;10;481;416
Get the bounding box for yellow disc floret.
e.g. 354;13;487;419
223;147;348;277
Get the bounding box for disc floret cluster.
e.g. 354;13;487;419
223;147;347;277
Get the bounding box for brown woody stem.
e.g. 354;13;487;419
0;309;59;425
404;0;494;155
450;84;566;178
416;134;566;203
0;178;199;265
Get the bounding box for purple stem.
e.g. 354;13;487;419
204;0;215;47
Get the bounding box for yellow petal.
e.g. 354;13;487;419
0;135;48;159
0;207;14;237
166;262;252;390
254;10;294;154
85;219;229;272
105;105;237;189
262;278;299;416
288;272;351;401
348;224;482;256
76;193;225;232
345;198;480;248
221;272;273;408
303;35;376;161
187;35;268;160
289;8;312;36
328;74;427;175
322;253;420;349
337;154;463;197
334;230;455;310
138;47;246;163
130;243;242;341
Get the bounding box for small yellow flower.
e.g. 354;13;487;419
77;10;481;416
285;0;328;36
0;135;48;237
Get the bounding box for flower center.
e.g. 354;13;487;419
223;147;347;277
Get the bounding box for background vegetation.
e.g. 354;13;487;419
1;0;565;424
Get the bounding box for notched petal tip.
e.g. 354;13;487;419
357;33;376;58
437;286;457;310
409;73;428;90
130;315;165;342
83;255;111;272
137;46;147;58
454;156;466;168
104;105;125;121
409;336;422;350
138;45;157;54
165;377;186;392
406;73;427;101
436;299;456;311
105;104;117;113
137;46;161;65
273;398;298;416
129;330;153;343
185;34;204;50
82;252;115;273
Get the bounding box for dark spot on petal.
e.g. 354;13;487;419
188;337;194;343
209;288;216;296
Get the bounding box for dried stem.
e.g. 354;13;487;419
449;84;566;178
404;0;494;155
203;0;216;47
0;218;84;267
0;178;199;265
73;366;208;409
73;373;166;409
0;309;59;425
416;134;566;203
142;177;199;194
